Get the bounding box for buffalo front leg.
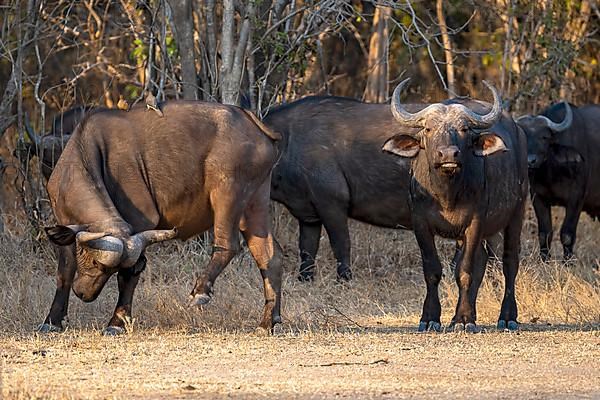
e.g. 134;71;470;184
103;255;146;336
298;220;322;282
413;221;442;332
532;194;553;261
450;216;484;333
560;197;584;260
38;245;77;333
498;203;525;331
189;188;242;306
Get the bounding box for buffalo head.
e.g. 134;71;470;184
46;225;177;301
516;102;573;168
383;78;506;176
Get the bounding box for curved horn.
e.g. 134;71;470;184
460;80;503;128
536;101;573;132
516;114;532;123
121;228;178;268
76;231;109;243
75;232;124;268
390;78;446;128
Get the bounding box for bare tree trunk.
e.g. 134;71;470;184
0;0;38;138
560;0;592;100
221;0;255;105
436;0;455;96
363;6;390;103
168;0;198;100
204;0;218;98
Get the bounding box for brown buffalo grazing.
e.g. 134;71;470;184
517;102;600;260
40;101;283;335
264;97;427;281
383;79;528;332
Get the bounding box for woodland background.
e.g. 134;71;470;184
0;0;598;233
1;4;599;397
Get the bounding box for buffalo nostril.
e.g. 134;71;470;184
453;150;460;158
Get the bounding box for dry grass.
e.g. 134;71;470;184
1;203;599;398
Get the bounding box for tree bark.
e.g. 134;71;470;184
363;6;391;103
436;0;455;96
221;0;255;105
0;0;39;138
168;0;198;100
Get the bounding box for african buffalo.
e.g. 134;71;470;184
516;102;600;260
40;101;283;335
265;97;425;281
383;79;528;332
21;106;90;180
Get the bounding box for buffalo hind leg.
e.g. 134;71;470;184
103;255;146;336
414;221;442;332
498;203;525;331
240;181;283;333
532;194;553;261
190;187;242;306
38;245;77;333
319;210;352;281
298;220;322;281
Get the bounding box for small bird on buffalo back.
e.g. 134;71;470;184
145;92;164;117
117;95;129;111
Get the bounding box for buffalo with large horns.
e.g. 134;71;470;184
383;79;528;332
41;101;283;335
517;102;600;260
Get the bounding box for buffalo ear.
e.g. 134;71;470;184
45;224;87;246
474;133;508;156
382;135;421;158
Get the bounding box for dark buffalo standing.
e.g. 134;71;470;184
383;79;528;332
21;106;90;180
41;101;283;335
517;102;600;260
265;97;425;281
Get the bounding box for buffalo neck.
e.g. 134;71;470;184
48;136;131;235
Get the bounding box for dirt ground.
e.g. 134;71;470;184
1;206;599;399
2;328;599;399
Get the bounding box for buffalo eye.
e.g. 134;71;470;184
382;135;421;158
473;133;508;156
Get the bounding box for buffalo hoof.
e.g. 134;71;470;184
497;320;519;332
273;315;282;325
254;326;272;336
337;269;353;282
297;272;315;282
189;293;211;307
102;326;125;336
418;321;442;333
449;321;480;333
36;323;62;333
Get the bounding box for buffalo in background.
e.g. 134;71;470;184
265;97;426;281
517;102;600;260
